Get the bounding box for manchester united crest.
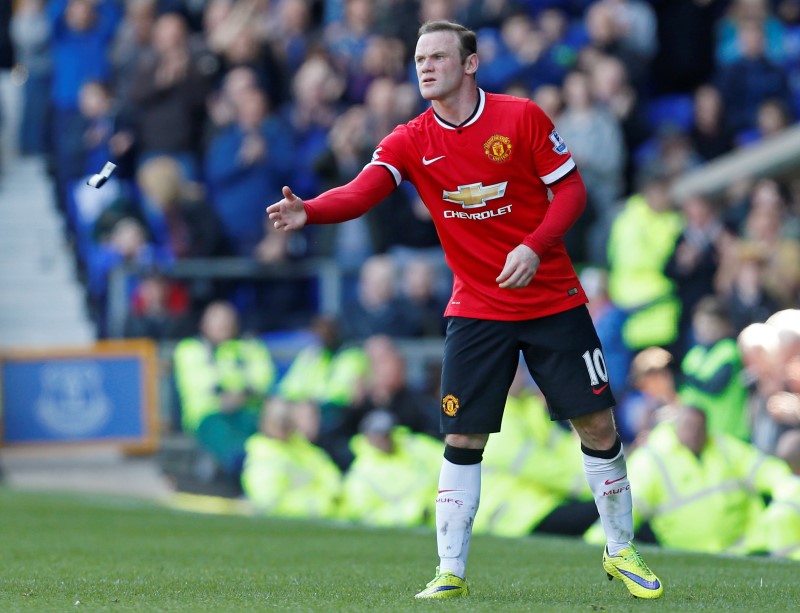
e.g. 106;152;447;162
442;394;460;417
483;134;512;163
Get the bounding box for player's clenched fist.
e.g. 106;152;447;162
496;244;541;289
267;186;308;231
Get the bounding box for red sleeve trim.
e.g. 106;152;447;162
305;165;396;224
522;170;586;257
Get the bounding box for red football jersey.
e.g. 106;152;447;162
369;89;588;320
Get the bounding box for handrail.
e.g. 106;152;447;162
106;258;343;338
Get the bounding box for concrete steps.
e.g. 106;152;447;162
0;76;96;350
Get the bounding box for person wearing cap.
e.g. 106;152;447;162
338;409;443;528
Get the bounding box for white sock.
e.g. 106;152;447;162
582;441;633;556
436;458;481;579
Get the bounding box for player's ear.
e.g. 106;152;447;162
464;53;478;76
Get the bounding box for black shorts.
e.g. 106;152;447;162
439;305;616;434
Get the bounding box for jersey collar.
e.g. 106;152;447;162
433;88;485;130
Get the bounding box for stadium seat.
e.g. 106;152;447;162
646;94;695;133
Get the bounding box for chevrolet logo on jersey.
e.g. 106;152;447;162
442;181;508;209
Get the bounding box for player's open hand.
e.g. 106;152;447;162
496;244;540;289
267;186;307;231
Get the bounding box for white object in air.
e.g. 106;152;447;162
86;161;117;188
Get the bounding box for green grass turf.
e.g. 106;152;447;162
1;488;798;612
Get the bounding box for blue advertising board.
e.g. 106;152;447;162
1;341;158;449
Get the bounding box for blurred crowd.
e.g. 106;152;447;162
2;0;800;560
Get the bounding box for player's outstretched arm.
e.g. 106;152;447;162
267;186;307;231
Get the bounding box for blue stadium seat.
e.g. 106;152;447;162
646;94;695;133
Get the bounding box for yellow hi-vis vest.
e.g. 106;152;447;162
338;427;443;528
483;392;589;500
625;421;789;553
241;432;341;519
474;392;590;538
607;194;683;350
173;337;276;432
746;475;800;560
679;338;749;441
277;345;368;406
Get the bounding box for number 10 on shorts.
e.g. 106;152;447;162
581;348;608;386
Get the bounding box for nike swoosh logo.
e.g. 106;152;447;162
592;383;609;395
618;569;661;590
604;475;627;486
437;489;464;494
423;155;446;165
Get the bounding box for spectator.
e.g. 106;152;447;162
714;18;792;135
172;300;276;481
109;0;156;105
580;266;630;399
738;322;789;455
338;409;443;527
311;105;376;278
277;314;369;410
556;69;625;264
346;35;408;104
715;0;786;66
128;12;213;179
86;216;169;332
325;334;440;469
269;0;315;79
399;257;448;338
10;0;52;156
78;80;134;179
282;54;344;198
203;65;259;146
730;179;800;307
747;429;800;559
765;309;800;430
664;193;732;359
339;254;420;342
687;84;734;162
679;296;750;441
48;0;121;194
123;271;193;340
205;85;294;257
588;54;650;196
136;155;225;260
324;0;375;87
606;171;683;352
616;347;681;448
720;244;781;332
586;405;790;554
241;396;342;518
583;1;647;90
636;125;703;190
476;364;597;538
737;97;795;146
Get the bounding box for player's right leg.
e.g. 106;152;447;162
414;317;519;600
414;434;485;600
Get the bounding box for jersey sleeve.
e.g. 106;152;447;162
365;125;411;186
527;101;576;186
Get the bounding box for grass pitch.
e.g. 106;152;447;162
1;488;798;612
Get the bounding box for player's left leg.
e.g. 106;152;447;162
571;409;663;599
519;306;662;599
